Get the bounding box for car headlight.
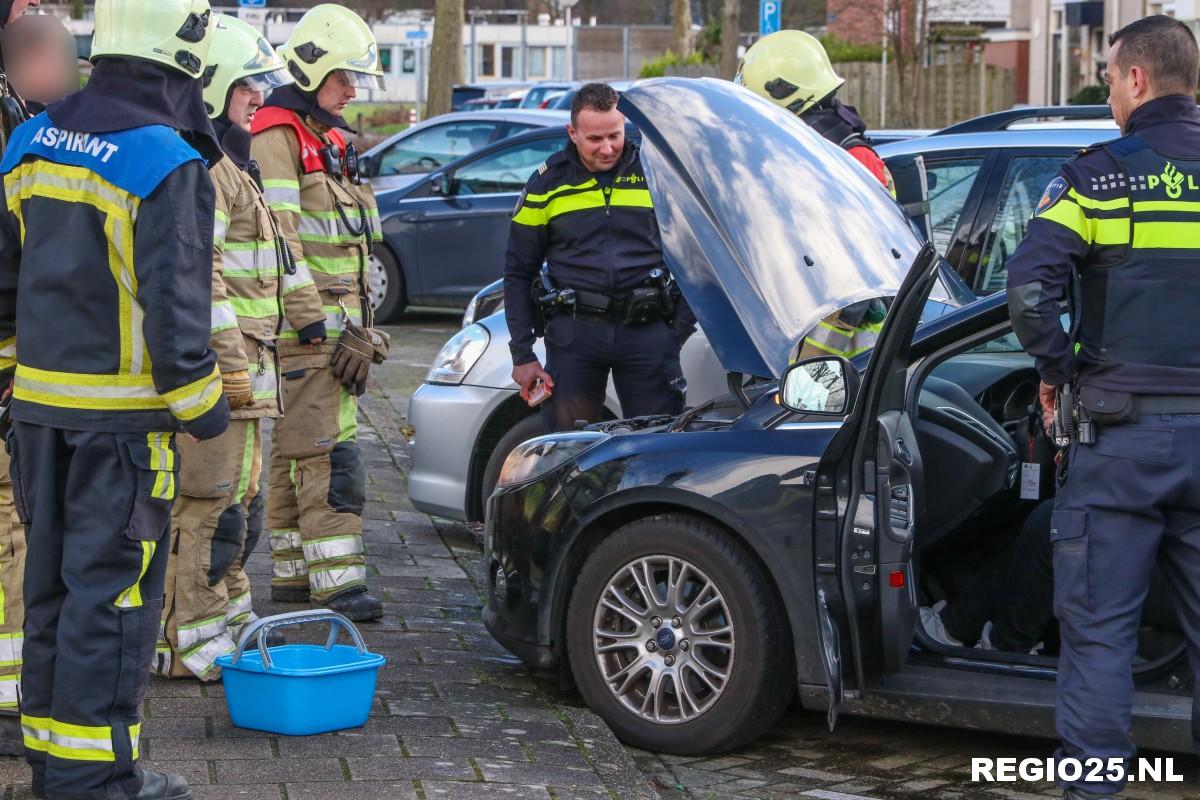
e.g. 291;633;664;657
426;324;489;385
496;431;610;488
461;293;480;328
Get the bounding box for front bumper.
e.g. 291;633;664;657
481;473;575;670
407;382;516;520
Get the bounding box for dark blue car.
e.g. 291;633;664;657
481;79;1192;757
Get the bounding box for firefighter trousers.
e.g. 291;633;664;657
0;449;26;717
11;422;175;800
266;364;367;602
158;420;263;681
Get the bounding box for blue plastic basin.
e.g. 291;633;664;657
216;643;386;736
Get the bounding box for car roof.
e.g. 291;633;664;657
875;126;1118;158
364;109;568;157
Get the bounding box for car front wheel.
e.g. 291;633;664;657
368;246;405;323
566;514;794;755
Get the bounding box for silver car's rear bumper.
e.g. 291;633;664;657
407;381;517;520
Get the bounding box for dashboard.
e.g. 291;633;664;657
916;351;1044;548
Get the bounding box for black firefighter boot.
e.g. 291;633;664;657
134;771;193;800
326;588;382;622
32;770;192;800
0;712;21;756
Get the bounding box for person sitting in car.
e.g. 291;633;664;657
922;499;1178;653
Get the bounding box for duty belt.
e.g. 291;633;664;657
571;288;626;318
1134;395;1200;415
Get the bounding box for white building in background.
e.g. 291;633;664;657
1027;0;1200;105
38;4;579;106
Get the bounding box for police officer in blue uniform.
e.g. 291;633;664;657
1006;15;1200;799
504;82;691;433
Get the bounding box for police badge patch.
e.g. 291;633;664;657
1035;176;1068;216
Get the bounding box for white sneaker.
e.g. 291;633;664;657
976;621;1044;655
920;600;962;647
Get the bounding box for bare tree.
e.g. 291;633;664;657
719;0;740;79
671;0;692;56
427;0;464;119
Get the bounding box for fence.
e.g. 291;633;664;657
836;45;1016;130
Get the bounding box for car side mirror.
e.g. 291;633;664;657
431;173;453;196
779;356;858;415
358;153;377;178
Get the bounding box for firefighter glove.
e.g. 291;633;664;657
222;369;254;410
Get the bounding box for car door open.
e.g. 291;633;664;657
786;242;941;729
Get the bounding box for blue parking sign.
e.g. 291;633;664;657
760;0;781;36
238;0;266;7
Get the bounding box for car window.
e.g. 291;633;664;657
926;158;984;256
498;123;546;141
977;157;1065;295
379;121;499;175
454;137;565;195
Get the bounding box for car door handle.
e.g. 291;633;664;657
400;213;423;222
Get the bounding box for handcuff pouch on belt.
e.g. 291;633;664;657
1077;385;1135;428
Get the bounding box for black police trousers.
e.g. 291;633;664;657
1052;415;1200;795
542;314;686;433
10;422;175;800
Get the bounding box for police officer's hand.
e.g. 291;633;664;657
513;361;553;403
1039;381;1057;437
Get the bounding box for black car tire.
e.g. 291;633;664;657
566;514;794;755
370;245;406;323
481;413;545;513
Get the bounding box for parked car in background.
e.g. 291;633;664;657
404;102;1124;526
368;125;577;321
452;81;531;111
359;109;567;194
521;81;578;109
547;79;635;110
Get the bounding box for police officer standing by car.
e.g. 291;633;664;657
734;30;892;361
0;0;228;797
1006;15;1200;800
505;82;689;433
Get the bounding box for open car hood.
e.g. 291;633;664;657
618;78;927;379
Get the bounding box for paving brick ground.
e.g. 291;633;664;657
2;312;1198;800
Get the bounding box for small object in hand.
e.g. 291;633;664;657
526;379;552;407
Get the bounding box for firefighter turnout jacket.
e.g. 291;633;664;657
0;114;228;438
209;155;324;418
1007;94;1200;394
250;107;381;364
504;139;661;366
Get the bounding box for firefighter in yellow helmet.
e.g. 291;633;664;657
251;3;388;622
737;30;893;361
156;14;326;683
0;0;228;797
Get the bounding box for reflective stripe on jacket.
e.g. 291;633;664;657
0;113;228;437
250;110;380;366
209;155;323;418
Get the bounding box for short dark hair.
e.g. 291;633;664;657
1108;14;1199;95
570;82;620;126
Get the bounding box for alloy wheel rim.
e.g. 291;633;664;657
367;254;388;311
592;555;734;724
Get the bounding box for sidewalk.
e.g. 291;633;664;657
0;373;660;800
